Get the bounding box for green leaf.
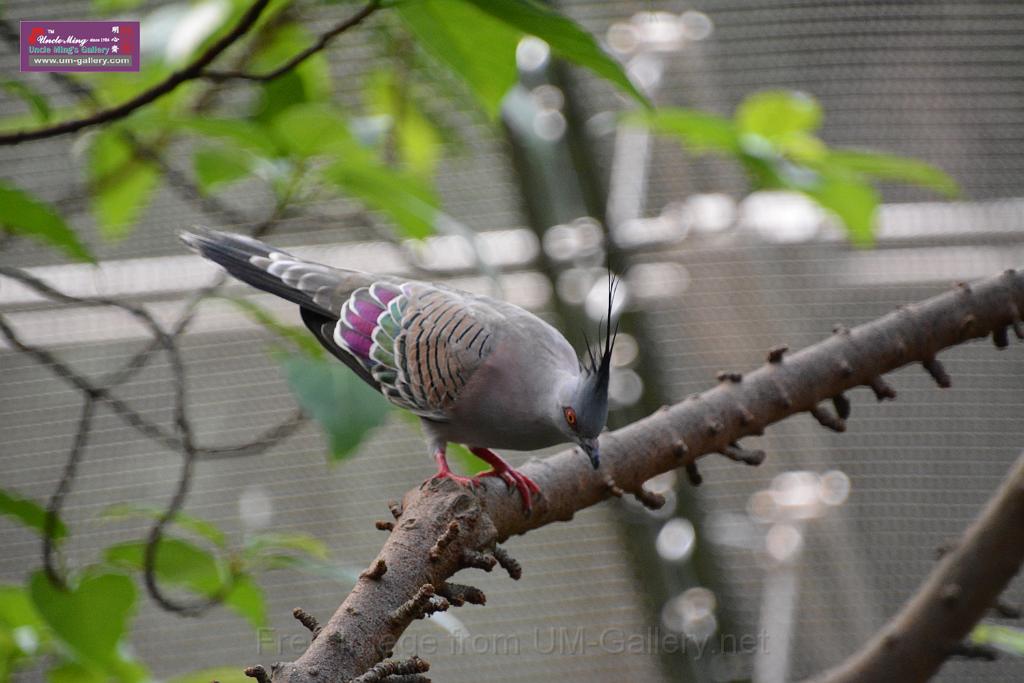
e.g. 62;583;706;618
92;0;145;12
0;489;67;541
223;296;325;359
87;128;160;240
462;0;647;107
398;0;521;118
47;662;107;683
193;146;252;194
736;90;822;140
623;108;739;154
251;23;332;124
824;149;960;198
29;571;136;671
254;554;359;586
446;443;488;475
2;80;51;123
0;585;46;633
366;69;442;178
970;623;1024;657
98;503;227;549
104;538;225;595
177;117;281;157
0;184;93;263
104;538;267;630
277;354;391;461
322;155;440;239
804;173;880;247
271;103;355;159
222;574;266;630
244;532;330;561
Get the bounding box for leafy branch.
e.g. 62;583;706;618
0;0;273;145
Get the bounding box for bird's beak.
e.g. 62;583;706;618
580;437;600;469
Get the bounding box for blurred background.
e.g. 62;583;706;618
2;1;1023;682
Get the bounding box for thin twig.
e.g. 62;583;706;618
42;398;96;589
203;1;380;83
0;0;273;145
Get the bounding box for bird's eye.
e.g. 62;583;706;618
563;407;578;430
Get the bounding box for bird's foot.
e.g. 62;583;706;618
424;449;479;490
473;465;541;512
425;469;477;489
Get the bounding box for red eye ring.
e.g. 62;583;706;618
563;407;578;429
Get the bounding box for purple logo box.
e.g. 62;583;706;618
21;20;140;72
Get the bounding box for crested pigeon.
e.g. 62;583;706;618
180;228;616;511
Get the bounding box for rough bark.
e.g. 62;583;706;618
264;268;1024;682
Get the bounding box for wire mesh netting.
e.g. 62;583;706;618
2;1;1024;682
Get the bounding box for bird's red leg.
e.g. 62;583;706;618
428;447;476;488
470;447;541;511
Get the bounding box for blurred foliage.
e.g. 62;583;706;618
0;491;358;682
0;1;962;681
0;489;67;541
970;623;1024;657
277;352;392;461
628;90;959;245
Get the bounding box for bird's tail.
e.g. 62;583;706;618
180;227;371;318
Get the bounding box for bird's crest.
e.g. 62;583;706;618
580;273;620;395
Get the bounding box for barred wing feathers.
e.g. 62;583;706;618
334;283;495;421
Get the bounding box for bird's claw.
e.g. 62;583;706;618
473;467;541;513
429;470;477;488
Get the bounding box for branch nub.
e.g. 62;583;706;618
833;393;852;420
767;345;788;363
387;500;403;519
492;545;523;580
810;405;846;432
685;461;703;486
632;487;666;510
292;607;322;638
360;559;387;581
462;550;496;572
869;377;897;401
922;358;952;388
244;666;270;683
602;473;624;498
439;582;487;606
428;521;460;562
389;585;445;625
720;443;766;466
351;656;431;683
375;520;395;532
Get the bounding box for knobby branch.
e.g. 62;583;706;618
262;268;1023;683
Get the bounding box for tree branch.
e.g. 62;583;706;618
262;267;1024;682
0;0;272;145
202;1;380;83
806;450;1024;682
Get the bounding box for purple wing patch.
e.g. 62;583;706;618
333;282;405;366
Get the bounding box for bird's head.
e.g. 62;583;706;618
555;277;619;469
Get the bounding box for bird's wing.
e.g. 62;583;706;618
181;228;496;418
334;282;496;420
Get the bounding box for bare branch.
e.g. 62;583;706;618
43;398;96;589
262;268;1024;682
0;0;273;145
806;450;1024;682
203;1;380;83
